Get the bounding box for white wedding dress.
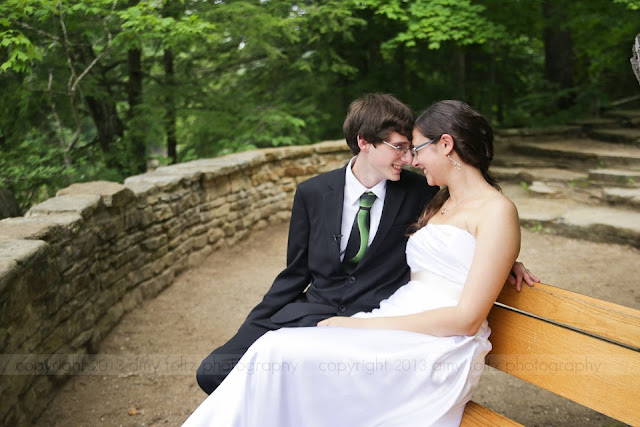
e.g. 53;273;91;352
184;224;492;427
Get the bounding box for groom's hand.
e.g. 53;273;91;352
508;261;539;291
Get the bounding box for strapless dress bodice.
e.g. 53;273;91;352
406;224;476;286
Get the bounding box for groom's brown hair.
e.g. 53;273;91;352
343;93;414;155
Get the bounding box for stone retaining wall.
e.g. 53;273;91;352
0;140;351;425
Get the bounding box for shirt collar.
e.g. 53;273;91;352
345;156;387;205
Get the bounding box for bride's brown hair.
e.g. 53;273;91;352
411;100;501;231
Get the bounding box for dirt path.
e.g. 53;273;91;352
37;222;639;426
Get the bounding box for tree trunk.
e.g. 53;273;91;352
453;48;466;101
0;187;22;218
125;0;145;174
85;95;125;167
74;43;125;172
486;51;496;123
497;92;504;124
542;0;576;109
127;47;145;173
632;33;640;86
162;2;182;165
163;48;178;164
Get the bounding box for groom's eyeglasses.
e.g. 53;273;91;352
411;135;442;157
381;140;411;157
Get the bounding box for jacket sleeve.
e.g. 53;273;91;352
245;184;312;322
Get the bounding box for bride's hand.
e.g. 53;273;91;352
318;317;366;328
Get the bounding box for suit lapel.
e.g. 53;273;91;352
323;167;346;260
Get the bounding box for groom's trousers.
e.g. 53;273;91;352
196;314;327;394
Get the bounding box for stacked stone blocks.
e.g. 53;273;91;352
0;140;350;425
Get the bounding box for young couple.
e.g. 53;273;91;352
187;94;538;426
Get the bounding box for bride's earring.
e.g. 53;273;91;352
448;154;461;170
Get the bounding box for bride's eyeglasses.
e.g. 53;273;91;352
411;135;442;157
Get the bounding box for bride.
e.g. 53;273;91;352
184;100;522;426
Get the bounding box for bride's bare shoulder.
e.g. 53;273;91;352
480;191;519;222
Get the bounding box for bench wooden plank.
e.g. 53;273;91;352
486;305;640;426
461;401;523;426
495;283;640;349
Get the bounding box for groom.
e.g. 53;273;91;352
196;93;535;394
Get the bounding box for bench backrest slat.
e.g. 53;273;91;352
487;297;640;425
495;283;640;349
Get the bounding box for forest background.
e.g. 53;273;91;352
1;0;639;213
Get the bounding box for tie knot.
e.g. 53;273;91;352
359;191;376;208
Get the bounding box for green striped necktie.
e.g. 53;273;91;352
343;191;377;272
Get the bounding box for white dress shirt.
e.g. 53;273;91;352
339;157;387;261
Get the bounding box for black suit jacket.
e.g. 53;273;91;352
245;165;437;328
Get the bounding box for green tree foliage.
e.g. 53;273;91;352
615;0;640;10
0;0;214;209
1;0;638;212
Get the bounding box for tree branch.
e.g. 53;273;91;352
10;20;60;41
70;46;113;94
69;0;119;93
47;71;73;169
54;0;121;153
57;1;78;93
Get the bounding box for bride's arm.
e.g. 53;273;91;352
318;198;521;337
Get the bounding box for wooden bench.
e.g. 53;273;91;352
461;282;640;426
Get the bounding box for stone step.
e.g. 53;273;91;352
603;187;640;208
571;117;620;129
587;128;640;146
602;109;640;126
588;168;640;187
509;139;640;169
495;125;581;138
527;181;572;197
491;166;588;185
503;184;640;248
496;171;637;208
491;152;557;169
